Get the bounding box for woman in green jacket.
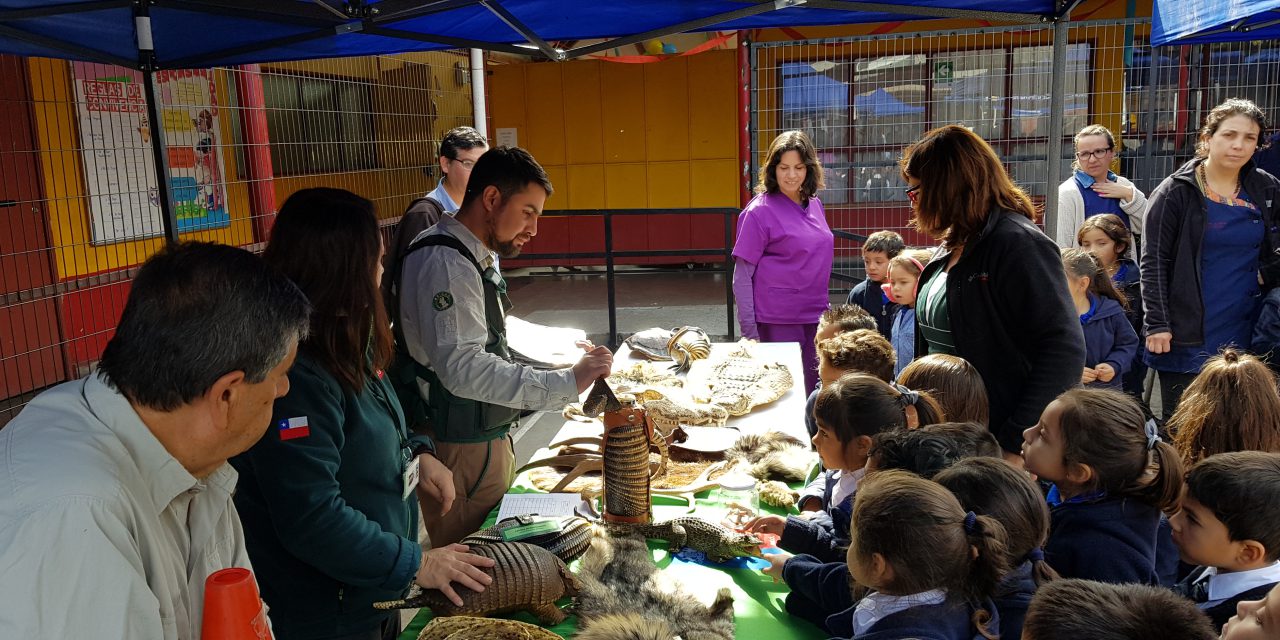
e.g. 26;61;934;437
231;188;494;640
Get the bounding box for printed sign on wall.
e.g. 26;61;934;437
73;63;229;245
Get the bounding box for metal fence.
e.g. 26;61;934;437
0;51;472;426
751;18;1280;286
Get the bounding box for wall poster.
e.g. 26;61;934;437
73;63;230;245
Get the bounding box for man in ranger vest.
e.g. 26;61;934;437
397;146;613;546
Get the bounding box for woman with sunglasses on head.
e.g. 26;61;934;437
1142;98;1280;419
733;130;834;391
1054;125;1147;254
904;125;1084;464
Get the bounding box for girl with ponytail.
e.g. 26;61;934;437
825;470;1007;639
935;457;1059;640
1167;348;1280;466
1061;247;1139;389
749;373;944;563
1022;387;1185;584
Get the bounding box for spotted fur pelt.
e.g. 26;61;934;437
573;532;735;640
725;431;816;483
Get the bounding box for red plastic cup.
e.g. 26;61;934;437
201;568;272;640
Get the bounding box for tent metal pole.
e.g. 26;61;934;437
135;5;180;244
798;0;1047;24
470;48;487;135
0;23;136;67
479;0;562;60
1043;14;1070;238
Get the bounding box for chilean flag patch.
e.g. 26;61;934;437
278;416;310;441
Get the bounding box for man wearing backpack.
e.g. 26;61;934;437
396;146;613;546
383;126;488;318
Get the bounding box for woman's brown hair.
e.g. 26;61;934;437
1055;388;1184;513
850;469;1010;608
935;457;1060;587
756;130;825;201
1196;98;1268;159
900;125;1037;249
815;373;945;444
264;188;393;394
1076;213;1131;260
1168;348;1280;466
897;354;989;426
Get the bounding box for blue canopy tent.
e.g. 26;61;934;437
0;0;1078;239
1152;0;1280;46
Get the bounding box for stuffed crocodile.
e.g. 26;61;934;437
611;516;763;564
372;542;580;625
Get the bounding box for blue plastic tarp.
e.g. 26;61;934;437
1152;0;1280;46
0;0;1060;68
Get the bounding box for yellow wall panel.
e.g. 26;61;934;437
646;162;691;208
524;64;566;166
567;164;606;209
687;51;739;160
488;63;527;137
643;59;690;162
605;164;648;209
690;159;740;208
542;165;569;210
561;62;604;165
600;64;647;163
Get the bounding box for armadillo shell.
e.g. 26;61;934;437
603;423;653;520
373;542;573;615
460;515;595;563
418;616;562;640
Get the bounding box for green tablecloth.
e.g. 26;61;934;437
397;488;829;640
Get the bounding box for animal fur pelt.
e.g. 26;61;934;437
758;480;800;510
724;431;816;483
573;532;735;640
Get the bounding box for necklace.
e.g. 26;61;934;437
1196;162;1240;198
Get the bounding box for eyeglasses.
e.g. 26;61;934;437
1074;148;1114;161
905;184;921;203
449;158;476;169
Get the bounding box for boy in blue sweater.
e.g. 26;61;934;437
1170;451;1280;632
846;230;903;340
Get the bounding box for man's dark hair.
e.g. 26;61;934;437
1023;579;1216;640
460;146;553;210
439;126;488;160
1186;451;1280;562
98;242;311;411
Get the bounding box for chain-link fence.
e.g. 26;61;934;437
751;19;1280;288
0;51;472;426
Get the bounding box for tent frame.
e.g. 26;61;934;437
0;0;1082;242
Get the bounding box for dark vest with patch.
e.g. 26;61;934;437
390;233;522;443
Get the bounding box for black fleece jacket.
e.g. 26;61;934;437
1140;158;1280;346
915;209;1085;453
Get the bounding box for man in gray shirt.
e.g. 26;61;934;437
0;242;311;639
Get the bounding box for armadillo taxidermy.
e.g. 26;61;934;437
602;393;664;525
372;542;579;625
461;515;596;563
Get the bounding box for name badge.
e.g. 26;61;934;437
402;456;420;501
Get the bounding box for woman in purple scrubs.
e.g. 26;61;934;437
733;130;834;391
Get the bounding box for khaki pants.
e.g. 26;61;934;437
419;436;515;548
